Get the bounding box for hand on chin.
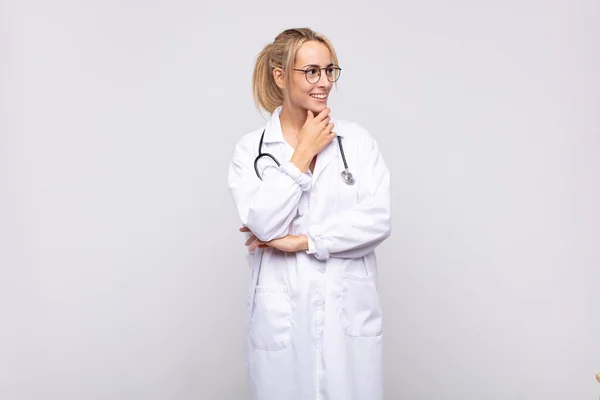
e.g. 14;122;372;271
307;103;329;115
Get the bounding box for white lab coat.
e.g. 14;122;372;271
228;106;391;400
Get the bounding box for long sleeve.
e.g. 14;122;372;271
306;131;391;260
228;136;312;242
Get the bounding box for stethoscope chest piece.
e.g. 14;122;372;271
341;169;355;185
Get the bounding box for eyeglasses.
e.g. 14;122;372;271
292;65;342;84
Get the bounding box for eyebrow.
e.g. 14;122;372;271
300;63;336;68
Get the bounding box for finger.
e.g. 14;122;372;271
239;226;250;232
314;107;330;122
323;131;337;145
258;244;268;248
306;109;314;122
249;239;265;252
319;115;331;128
244;235;257;246
248;240;257;251
323;122;334;135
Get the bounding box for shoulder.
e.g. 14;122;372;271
236;126;265;147
232;126;264;158
331;118;376;145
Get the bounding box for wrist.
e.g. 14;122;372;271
290;149;312;173
295;235;309;252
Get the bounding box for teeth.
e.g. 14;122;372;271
311;94;327;99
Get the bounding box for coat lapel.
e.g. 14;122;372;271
312;138;338;184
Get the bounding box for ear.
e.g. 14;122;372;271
273;67;286;90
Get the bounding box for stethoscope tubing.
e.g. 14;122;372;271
254;129;354;185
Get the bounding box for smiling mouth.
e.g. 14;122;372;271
310;93;328;100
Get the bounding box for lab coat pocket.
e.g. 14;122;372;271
250;286;293;351
340;273;383;337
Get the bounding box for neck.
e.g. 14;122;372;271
279;102;307;141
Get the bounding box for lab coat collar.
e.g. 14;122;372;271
262;107;285;144
263;106;344;144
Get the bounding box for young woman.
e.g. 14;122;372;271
228;27;391;400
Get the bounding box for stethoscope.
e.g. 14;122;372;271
253;129;355;185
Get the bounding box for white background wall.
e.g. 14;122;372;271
1;0;599;399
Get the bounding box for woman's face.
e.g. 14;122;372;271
284;41;334;114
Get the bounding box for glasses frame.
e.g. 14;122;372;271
291;64;343;84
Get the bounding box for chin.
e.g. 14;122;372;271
308;103;328;113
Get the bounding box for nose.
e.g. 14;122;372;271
316;69;332;89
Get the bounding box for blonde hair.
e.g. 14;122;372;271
252;28;339;114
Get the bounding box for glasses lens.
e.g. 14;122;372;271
326;67;341;83
305;67;320;84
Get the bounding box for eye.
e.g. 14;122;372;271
306;67;319;76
